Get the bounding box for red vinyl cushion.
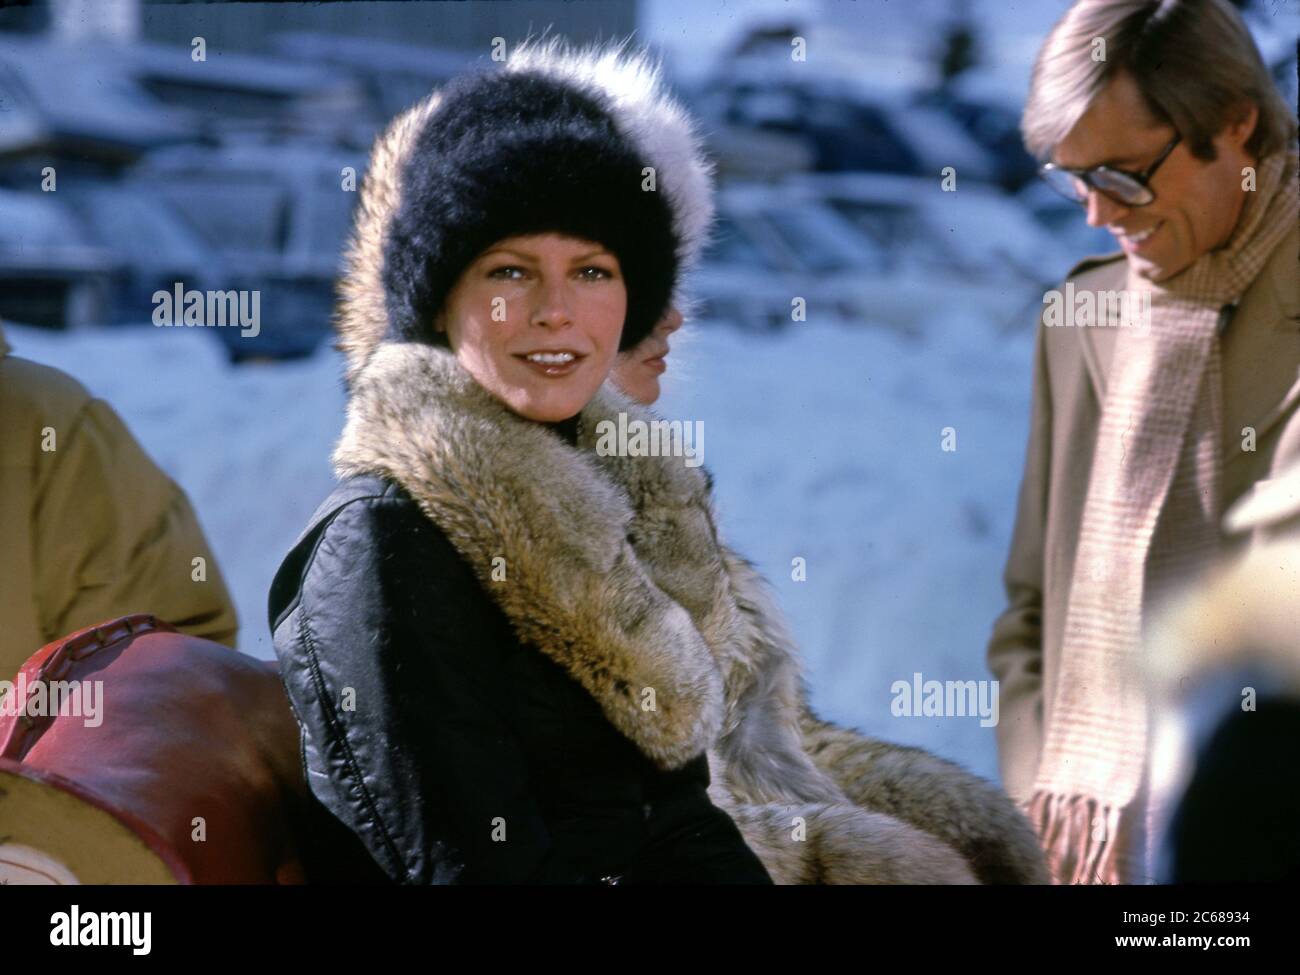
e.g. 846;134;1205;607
0;615;307;884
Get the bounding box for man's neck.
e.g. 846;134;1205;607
1215;150;1260;253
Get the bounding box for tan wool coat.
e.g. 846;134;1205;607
0;321;238;678
987;225;1300;802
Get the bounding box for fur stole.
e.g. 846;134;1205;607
332;341;1048;884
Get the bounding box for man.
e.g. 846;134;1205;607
988;0;1298;884
0;318;238;677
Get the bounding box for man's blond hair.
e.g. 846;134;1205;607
1022;0;1294;162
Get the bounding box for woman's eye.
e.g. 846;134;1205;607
487;265;613;281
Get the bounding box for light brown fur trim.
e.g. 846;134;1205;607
333;342;725;770
717;537;1049;884
335;95;444;388
332;340;1047;883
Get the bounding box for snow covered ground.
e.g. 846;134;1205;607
6;305;1035;784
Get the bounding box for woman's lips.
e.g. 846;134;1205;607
514;351;587;378
641;346;669;374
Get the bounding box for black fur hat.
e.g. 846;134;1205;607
336;36;717;384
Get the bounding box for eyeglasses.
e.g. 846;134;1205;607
1038;133;1182;207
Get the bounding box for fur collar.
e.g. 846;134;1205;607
333;340;755;771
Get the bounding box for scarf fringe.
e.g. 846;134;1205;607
1026;790;1126;885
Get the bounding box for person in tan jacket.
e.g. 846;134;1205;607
0;319;238;678
988;0;1298;883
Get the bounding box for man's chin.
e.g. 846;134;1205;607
1128;253;1183;285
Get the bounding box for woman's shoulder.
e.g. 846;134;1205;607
267;473;466;633
304;472;419;530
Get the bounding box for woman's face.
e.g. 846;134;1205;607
436;233;627;422
611;305;683;405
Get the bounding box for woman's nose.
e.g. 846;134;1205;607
658;306;684;336
530;278;574;330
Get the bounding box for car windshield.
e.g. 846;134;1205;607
702;215;774;268
153;176;291;255
302;181;357;259
77;187;210;264
759;208;861;274
826;199;919;251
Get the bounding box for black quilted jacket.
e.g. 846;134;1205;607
268;451;771;886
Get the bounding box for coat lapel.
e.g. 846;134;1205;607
1075;259;1123;402
1219;225;1300;463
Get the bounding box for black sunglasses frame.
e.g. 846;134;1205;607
1039;132;1182;208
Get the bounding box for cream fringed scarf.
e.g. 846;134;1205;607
1025;148;1299;885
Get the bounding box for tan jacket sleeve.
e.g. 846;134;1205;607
987;319;1051;802
30;396;239;648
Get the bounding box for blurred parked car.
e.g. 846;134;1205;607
786;172;1072;330
692;178;1059;334
692;67;997;182
0;36;193;174
687;209;831;331
915;75;1039;190
126;40;367;146
271;32;476;141
62;182;228;325
0;35;365;182
0;189;117;329
129;141;365;362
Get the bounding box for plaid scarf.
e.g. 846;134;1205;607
1024;148;1299;885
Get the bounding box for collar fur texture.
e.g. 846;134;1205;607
330;341;1050;884
330;35;828;790
334;340;749;771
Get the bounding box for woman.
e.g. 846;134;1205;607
270;36;1043;885
270;37;771;885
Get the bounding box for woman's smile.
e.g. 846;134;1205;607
514;348;589;378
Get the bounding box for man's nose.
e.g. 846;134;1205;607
1084;187;1130;228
